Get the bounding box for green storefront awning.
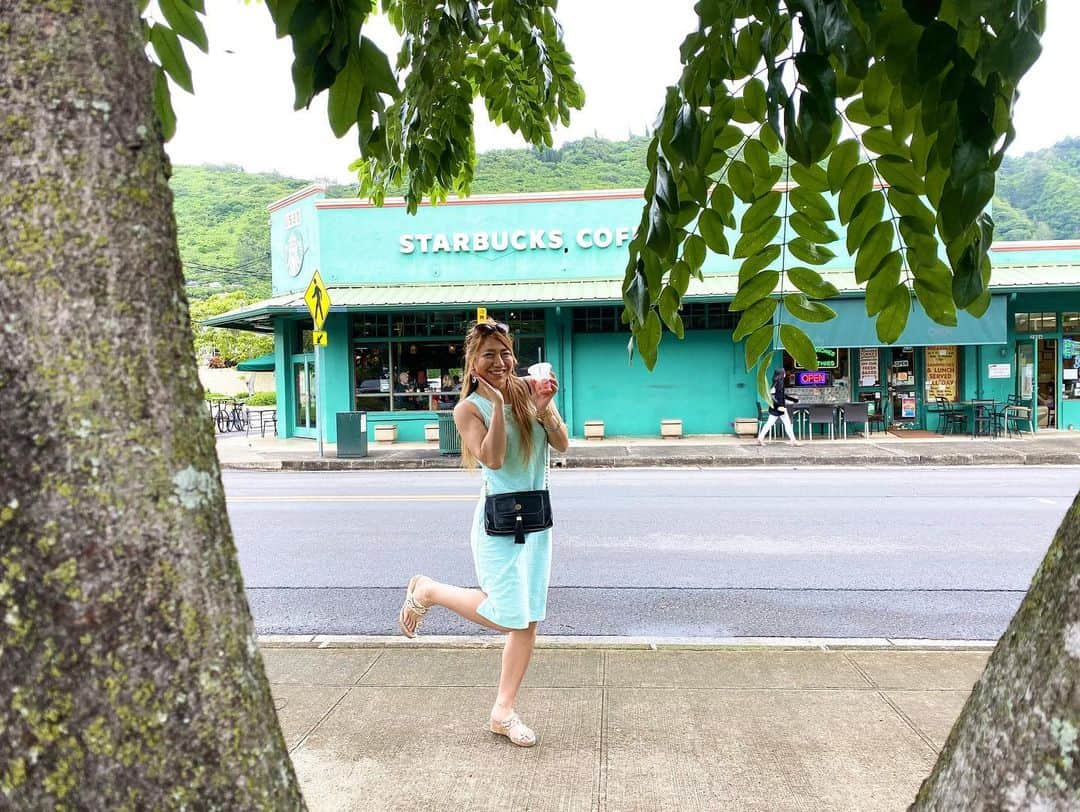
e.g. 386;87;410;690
791;295;1007;348
236;353;275;371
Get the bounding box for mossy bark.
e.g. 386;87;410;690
0;2;305;808
911;494;1080;809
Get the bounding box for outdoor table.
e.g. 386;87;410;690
789;402;844;439
949;401;999;438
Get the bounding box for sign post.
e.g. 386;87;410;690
304;270;331;458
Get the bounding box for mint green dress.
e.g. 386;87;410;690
467;393;552;630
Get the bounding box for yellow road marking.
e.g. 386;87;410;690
229;495;477;503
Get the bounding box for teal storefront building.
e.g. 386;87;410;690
207;185;1080;441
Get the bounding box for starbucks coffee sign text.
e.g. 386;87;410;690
399;225;635;254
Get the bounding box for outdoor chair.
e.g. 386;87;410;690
1001;394;1034;438
935;397;967;436
806;404;837;440
840;402;870;438
972;399;998;439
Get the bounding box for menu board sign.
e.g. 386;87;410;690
859;348;879;386
925;345;958;400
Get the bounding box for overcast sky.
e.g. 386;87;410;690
166;1;1080;183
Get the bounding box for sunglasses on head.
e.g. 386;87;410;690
474;320;509;335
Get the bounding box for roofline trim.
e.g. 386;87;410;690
267;184;328;213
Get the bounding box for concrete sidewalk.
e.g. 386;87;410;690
220;430;1080;470
263;639;990;811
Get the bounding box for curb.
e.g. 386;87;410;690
221;452;1080;471
257;634;998;651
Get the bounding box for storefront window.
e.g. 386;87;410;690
351;310;545;411
925;346;959;401
573;307;626;333
354;344;391;411
1015;312;1057;333
391;342;464;411
781;348;850;402
1062;313;1079;401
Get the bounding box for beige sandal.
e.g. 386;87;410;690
398;575;429;638
489;712;538;747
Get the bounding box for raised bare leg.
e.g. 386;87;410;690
409;576;513;633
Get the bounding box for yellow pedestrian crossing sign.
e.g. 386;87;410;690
305;270;331;330
312;330;328;347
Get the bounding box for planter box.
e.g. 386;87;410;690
424;423;439;442
374;424;398;443
660;419;683;438
583;420;605;440
733;418;758;437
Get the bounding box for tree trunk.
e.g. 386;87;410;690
0;2;305;807
911;494;1080;809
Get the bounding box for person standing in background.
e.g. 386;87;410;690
757;368;801;446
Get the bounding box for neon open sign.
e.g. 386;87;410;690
795;371;831;386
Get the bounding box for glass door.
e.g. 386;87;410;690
1016;340;1036;429
887;346;920;427
1037;339;1058;428
292;356;317;436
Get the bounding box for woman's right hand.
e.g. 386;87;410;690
471;373;504;406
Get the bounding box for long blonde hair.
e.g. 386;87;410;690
459;322;536;468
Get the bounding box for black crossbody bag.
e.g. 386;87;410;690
483;443;553;544
484;489;553;544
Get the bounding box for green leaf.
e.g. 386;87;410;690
865;251;902;315
952;265;983;308
861;62;891;116
779;324;818;370
826;139;860;193
669;261;692;296
714;124;744;151
877;284;911;344
784;293;836;323
790;162;829;193
733;217;781;259
733;298;777;341
875;155;924;195
742;191;782;233
731;270;779;311
159;0;208;52
789;187;835;221
940;171;994;240
710;183;735;227
745;322;774;372
645;198;672;256
789;212;839;244
727;160;756;202
855;221;895;283
788;266;840;299
671;102;701;165
787;238;836;266
965;288;992;319
914;280;958;326
838;163;874;223
357;36;398;96
743;77;767;122
658;286;684;337
683;234;707;271
149;23;193;93
739;245;782;285
743;139;771;177
845;190;886;254
328;48;365;138
152;66;176;141
861;127;911;160
638;310;662;370
698;209;729;254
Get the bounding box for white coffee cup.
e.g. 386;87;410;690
528;362;553;380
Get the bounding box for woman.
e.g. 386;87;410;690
757;368;801;446
397;320;569;747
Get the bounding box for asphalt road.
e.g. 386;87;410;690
224;467;1078;639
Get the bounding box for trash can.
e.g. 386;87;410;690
336;411;368;458
437;410;461;456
